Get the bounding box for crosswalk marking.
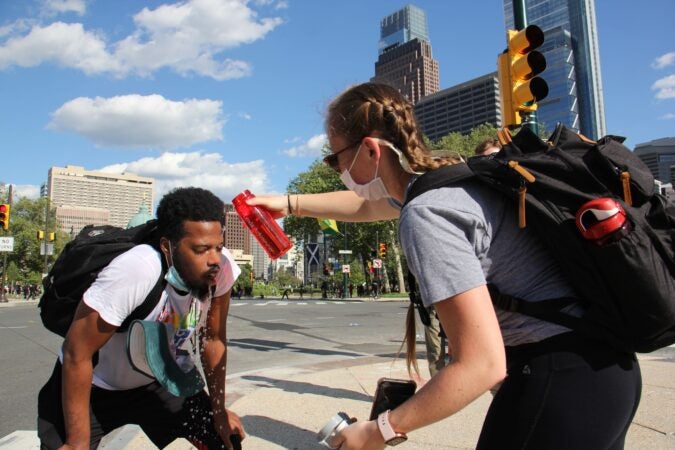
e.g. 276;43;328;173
231;301;355;307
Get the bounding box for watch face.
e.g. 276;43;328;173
386;435;408;446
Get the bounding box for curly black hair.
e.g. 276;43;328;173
156;187;225;241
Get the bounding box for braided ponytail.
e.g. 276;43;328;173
326;83;457;174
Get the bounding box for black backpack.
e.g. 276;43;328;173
39;220;166;337
405;124;675;353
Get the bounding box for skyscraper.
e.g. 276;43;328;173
372;5;440;105
378;4;429;55
503;0;606;139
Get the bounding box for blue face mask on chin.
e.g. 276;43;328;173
165;265;190;293
164;243;191;294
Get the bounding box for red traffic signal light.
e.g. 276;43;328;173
0;204;10;231
379;242;387;258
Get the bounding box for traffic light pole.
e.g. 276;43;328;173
342;223;348;299
512;0;539;133
0;185;11;302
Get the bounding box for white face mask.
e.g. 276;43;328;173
340;144;391;200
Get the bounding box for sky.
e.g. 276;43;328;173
1;0;674;205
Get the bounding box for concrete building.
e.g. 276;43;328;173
503;0;606;139
371;5;439;105
634;137;675;185
414;72;501;141
46;165;153;233
224;203;253;265
250;235;271;281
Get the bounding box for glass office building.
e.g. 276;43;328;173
378;4;429;54
373;5;439;105
503;0;606;139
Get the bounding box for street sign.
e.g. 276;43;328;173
372;258;382;268
0;236;14;252
342;264;350;273
338;250;353;254
40;242;54;256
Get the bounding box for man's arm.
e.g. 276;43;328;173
60;303;117;450
201;289;245;445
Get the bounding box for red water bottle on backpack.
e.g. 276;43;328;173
232;190;292;259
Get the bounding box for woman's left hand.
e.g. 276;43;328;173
334;420;384;450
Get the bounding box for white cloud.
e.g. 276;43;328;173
659;113;675;120
43;0;87;16
9;184;41;200
651;74;675;100
283;133;327;157
652;52;675;69
238;112;252;120
47;94;225;149
0;0;283;80
0;22;119;74
98;151;269;202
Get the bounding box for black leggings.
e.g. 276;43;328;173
477;333;642;450
38;361;228;449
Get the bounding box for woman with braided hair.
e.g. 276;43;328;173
248;82;641;449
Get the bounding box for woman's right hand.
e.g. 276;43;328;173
334;420;385;450
246;194;290;219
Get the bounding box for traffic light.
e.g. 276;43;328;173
0;204;9;231
323;264;330;275
249;271;253;282
379;242;387;258
49;232;55;241
498;24;548;126
37;230;44;240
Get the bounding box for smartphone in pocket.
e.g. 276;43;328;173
368;378;417;420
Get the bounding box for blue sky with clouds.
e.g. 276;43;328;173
1;0;674;203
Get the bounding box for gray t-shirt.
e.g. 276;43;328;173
399;179;581;347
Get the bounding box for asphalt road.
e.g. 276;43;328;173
0;298;412;438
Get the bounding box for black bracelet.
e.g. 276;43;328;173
287;194;292;214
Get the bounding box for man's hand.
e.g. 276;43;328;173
213;409;245;449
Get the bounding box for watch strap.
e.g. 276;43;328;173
377;410;407;444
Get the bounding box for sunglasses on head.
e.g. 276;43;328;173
322;139;363;172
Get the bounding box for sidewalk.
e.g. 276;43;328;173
1;296;673;449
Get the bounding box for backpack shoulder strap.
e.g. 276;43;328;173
405;163;474;207
119;254;167;332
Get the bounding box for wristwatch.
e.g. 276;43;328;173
377;410;408;446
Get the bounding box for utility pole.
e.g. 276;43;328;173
0;185;11;302
43;195;50;276
342;223;348;299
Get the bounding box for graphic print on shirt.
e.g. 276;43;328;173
157;297;203;373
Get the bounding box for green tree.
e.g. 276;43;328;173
1;197;68;283
284;159;407;293
428;123;500;158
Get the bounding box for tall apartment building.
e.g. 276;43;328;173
414;73;501;141
634;137;675;185
503;0;606;139
46;165;153;233
371;5;440;104
224;204;251;256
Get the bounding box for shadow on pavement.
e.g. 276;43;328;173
229;338;363;357
241;375;372;402
241;414;323;449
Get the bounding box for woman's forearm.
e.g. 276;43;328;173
250;191;399;222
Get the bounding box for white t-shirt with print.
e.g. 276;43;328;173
73;244;240;390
